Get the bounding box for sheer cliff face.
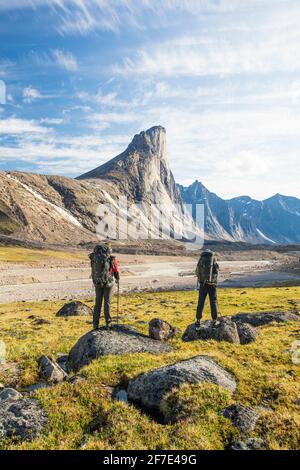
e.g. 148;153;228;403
78;126;182;207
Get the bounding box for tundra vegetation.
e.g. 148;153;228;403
0;285;299;450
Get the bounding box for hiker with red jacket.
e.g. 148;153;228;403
195;250;219;329
89;243;120;330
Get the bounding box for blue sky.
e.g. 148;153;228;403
0;0;299;200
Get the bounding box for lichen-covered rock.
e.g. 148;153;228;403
182;321;217;342
149;318;177;341
236;322;259;344
222;404;260;435
68;325;172;372
231;438;266;450
38;355;67;384
231;311;300;326
127;356;236;412
216;318;240;344
0;397;47;441
56;354;69;374
183;317;258;345
0;388;22;402
56;301;92;317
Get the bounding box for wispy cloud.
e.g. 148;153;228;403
0;118;50;134
30;49;78;71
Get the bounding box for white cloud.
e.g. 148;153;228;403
51;48;78;71
23;86;42;103
30;49;78;72
0;118;50;134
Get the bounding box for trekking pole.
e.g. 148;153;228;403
117;280;120;329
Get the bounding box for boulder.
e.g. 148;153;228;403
127;356;236;412
0;388;22;402
222;404;260;435
182;321;218;342
236;322;259;344
216;318;240;344
231;311;300;326
68;325;172;372
149;318;177;341
231;438;266;450
38;356;67;384
182;318;257;345
0;397;47;441
56;301;92;317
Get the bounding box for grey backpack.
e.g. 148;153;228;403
196;250;218;285
90;245;114;287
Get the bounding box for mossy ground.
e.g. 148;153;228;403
0;287;299;450
0;246;86;263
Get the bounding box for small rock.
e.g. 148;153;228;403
56;301;92;317
38;356;67;384
236;322;258;345
231;438;266;450
217;318;240;344
149;318;177;341
222;404;260;435
32;318;52;325
0;397;47;441
0;383;5;390
67;374;86;385
0;388;22;402
56;354;69;374
114;389;128;403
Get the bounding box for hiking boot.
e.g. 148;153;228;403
105;321;113;330
93;326;100;331
195;320;201;331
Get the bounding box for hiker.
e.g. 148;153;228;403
89;243;120;330
195;249;219;328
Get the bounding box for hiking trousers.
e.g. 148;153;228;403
93;285;113;328
196;283;219;321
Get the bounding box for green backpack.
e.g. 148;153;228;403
196;250;218;285
90;245;114;287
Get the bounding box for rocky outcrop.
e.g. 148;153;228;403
182;318;258;345
231;311;300;326
127;356;236;413
38;356;67;384
0;388;47;441
56;301;92;317
68;325;172;372
222;404;260;435
149;318;177;341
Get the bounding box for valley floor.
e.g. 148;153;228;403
0;247;299;303
0;287;299;450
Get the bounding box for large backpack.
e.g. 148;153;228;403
90;245;114;287
196;250;218;285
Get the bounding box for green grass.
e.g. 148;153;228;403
0;287;299;450
0;246;86;263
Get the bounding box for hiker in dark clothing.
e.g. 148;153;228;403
89;243;120;330
195;250;219;327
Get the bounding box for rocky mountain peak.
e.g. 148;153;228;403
127;125;167;161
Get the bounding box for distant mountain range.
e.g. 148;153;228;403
178;180;300;244
0;125;299;246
